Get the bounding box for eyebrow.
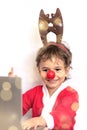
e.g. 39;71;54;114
41;67;49;69
41;66;64;69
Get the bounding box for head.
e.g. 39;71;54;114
36;42;72;93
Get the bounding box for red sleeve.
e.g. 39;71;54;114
50;86;79;130
22;87;36;115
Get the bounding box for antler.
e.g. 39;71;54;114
38;8;64;45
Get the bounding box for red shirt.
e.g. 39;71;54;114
23;85;79;130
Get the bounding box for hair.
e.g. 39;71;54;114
36;42;72;68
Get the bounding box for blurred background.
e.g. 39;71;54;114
0;0;87;129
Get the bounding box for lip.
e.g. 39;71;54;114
47;79;58;83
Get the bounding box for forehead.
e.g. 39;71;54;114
40;56;65;67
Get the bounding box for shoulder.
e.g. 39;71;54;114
23;85;43;95
64;86;78;93
30;85;43;91
60;86;79;97
58;86;79;102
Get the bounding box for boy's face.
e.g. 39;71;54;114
38;57;70;95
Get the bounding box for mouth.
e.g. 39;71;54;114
47;78;58;83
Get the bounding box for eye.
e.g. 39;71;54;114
42;69;48;72
55;68;61;71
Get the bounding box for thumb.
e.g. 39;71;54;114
8;67;14;77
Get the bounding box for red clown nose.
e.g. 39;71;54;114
47;70;55;79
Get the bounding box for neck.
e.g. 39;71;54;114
47;87;59;96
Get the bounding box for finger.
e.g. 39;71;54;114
8;67;14;77
34;125;37;130
22;121;31;130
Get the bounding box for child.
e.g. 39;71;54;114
22;42;79;130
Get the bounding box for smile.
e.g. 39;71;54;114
47;79;58;82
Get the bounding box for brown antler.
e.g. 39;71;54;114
38;8;63;45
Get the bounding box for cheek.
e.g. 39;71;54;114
39;71;47;79
57;71;66;78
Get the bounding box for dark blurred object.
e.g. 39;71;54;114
0;76;22;130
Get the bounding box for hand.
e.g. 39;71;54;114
22;116;47;130
8;67;16;77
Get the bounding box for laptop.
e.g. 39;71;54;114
0;76;22;130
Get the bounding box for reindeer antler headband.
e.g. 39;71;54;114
38;8;63;45
38;8;70;56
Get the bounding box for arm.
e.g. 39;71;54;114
22;88;36;115
51;86;79;130
22;86;48;130
41;87;79;130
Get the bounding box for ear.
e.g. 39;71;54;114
65;66;70;77
36;66;40;74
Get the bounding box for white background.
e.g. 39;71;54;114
0;0;87;129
